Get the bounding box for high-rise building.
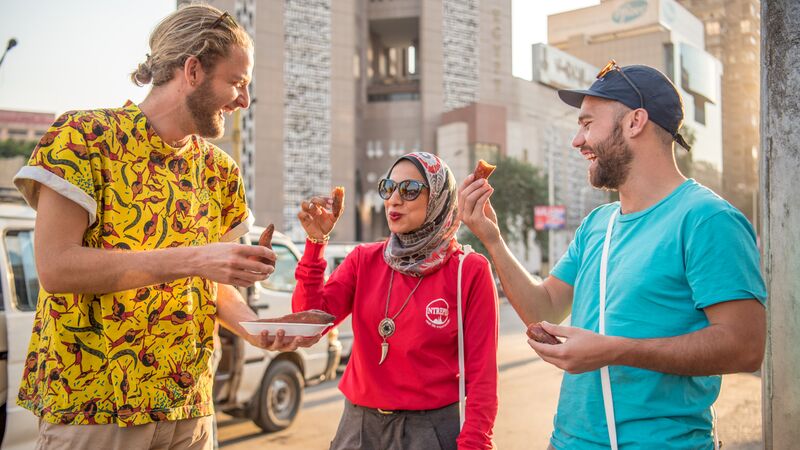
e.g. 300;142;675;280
675;0;760;224
548;0;725;195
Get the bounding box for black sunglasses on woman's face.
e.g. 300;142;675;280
378;179;429;201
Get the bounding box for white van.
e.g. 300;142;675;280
0;197;39;450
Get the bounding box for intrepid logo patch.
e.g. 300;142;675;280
425;298;450;328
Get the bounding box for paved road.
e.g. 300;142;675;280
217;301;762;449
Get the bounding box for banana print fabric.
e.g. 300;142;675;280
13;101;250;426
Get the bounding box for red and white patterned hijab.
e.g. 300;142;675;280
382;152;460;277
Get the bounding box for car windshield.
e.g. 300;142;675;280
261;244;298;292
5;229;39;311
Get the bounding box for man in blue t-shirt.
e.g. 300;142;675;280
458;61;767;449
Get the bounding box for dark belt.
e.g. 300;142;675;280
354;402;458;416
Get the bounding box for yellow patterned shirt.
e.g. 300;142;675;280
13;101;250;426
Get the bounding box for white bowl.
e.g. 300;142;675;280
239;321;333;337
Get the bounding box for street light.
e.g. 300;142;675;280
0;38;18;70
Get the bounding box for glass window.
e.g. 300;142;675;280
5;229;40;311
740;20;751;33
706;22;720;35
261;244;298;293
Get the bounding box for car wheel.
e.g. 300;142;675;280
254;359;303;432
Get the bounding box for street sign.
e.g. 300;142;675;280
534;205;566;230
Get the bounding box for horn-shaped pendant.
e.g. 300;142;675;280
379;342;389;365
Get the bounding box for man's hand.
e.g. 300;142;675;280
245;329;323;351
193;242;276;287
527;321;617;374
530;299;766;377
458;174;501;245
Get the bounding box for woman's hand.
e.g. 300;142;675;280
458;174;502;246
297;190;339;240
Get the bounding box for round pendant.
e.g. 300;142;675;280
378;318;396;338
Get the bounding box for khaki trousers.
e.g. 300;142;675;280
35;416;213;450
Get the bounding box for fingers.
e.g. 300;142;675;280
540;321;574;338
295;335;322;347
528;338;563;362
298;210;315;226
473;187;494;219
238;244;276;263
462;183;492;219
233;258;275;277
310;196;332;209
230;277;257;288
460;176;486;199
254;330;277;348
458;173;476;193
254;330;312;352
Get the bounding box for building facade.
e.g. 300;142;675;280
675;0;761;224
0;109;55;142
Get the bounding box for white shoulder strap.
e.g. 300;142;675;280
457;244;473;430
600;208;619;450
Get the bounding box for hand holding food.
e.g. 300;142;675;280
297;187;345;241
527;322;561;345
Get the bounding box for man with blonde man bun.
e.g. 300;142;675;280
14;5;317;449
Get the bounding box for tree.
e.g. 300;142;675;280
0;139;35;159
459;155;548;258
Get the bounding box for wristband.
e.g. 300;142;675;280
307;234;330;244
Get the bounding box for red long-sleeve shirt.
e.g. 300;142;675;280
293;240;499;449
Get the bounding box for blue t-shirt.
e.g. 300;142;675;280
549;179;767;450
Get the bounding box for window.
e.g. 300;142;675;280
5;229;40;311
740;20;751;33
706;22;720;35
261;244;297;292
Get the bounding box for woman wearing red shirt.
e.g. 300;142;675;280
294;152;499;450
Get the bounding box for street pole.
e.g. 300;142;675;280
547;132;555;275
0;38;18;70
761;1;800;447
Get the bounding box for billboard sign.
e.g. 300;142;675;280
534;205;566;230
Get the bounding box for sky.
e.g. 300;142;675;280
0;0;598;116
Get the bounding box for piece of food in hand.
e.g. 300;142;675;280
259;309;335;325
258;223;275;249
254;223;276;265
331;186;345;218
473;159;496;180
526;322;561;345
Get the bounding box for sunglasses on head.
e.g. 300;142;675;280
597;59;644;109
210;11;236;29
378;179;429;201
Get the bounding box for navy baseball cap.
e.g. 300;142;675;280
558;61;691;151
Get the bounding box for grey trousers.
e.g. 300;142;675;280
330;399;460;450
